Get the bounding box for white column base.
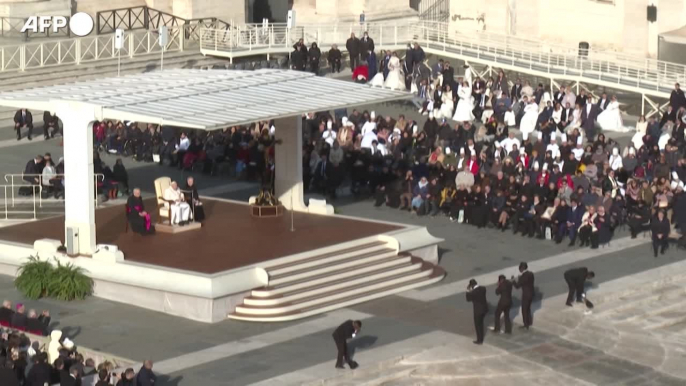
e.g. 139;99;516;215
65;221;96;256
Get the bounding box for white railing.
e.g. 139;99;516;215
0;27;185;72
4;174;105;209
201;21;684;97
0;185;39;220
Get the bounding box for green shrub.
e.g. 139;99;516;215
47;261;93;301
14;256;54;299
14;256;93;301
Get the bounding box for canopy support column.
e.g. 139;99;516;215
275;116;308;212
56;102;98;255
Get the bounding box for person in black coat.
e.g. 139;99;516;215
651;210;670;257
0;359;19;386
332;319;362;369
564;267;595;306
492;275;513;334
26;352;51;386
14;108;33;141
359;32;374;55
10;304;27;329
466;279;488;344
670;83;686;111
346;33;360;70
328;44;342;73
136;361;157;386
43;111;59;139
308;42;321;75
512;262;534;329
291;45;306;71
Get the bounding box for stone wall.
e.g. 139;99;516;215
449;0;686;58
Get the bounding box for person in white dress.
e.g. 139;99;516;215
369;72;385;87
519;98;539;139
439;84;455;120
453;81;475;122
164;181;191;225
570;103;582;130
632;115;647;150
383;53;406;90
597;95;625;132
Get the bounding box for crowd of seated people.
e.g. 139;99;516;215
293;64;686;253
1;299;157;386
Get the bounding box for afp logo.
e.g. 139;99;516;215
21;12;94;37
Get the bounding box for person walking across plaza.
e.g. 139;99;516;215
512;262;534;329
332;319;361;369
491;275;513;334
466;279;488;345
564;267;595;306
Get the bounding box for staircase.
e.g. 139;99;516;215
229;239;445;322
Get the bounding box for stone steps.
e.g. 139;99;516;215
229;240;445;322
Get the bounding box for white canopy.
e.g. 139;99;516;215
0;69;410;130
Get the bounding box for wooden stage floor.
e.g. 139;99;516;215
0;199;402;274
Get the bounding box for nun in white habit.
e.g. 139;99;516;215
609;147;623;171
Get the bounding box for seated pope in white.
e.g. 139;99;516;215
164;181;191;225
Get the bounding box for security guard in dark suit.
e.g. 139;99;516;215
332;319;361;369
466;278;488;345
513;262;535;329
492;275;513;334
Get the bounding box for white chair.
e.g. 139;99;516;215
154;177;172;225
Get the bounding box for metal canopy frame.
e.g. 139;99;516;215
0;69;411;130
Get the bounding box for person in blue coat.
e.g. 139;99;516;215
367;50;378;81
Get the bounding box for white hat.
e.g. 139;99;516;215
629;147;636;155
460;147;465;154
445;147;451;155
522;132;529;141
327;120;333;129
495;141;501;148
413;125;418;134
672;171;679;180
537;131;543;140
561;134;567;142
533;161;540;170
341;117;348;126
671;181;679;190
577;136;583;146
371;111;376;119
612;147;619;155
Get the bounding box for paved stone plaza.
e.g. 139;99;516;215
0;102;684;385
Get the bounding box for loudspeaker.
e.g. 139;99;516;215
287;10;296;29
647;5;657;22
115;28;124;49
578;41;589;57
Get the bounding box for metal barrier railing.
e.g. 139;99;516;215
4;174;105;209
200;21;684;97
0;27;184;72
96;5;231;36
0;184;38;220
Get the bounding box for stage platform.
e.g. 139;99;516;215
0;198;401;274
0;198;445;323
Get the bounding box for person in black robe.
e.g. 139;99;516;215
184;176;205;223
127;188;154;235
651;210;670;257
308;42;321;75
